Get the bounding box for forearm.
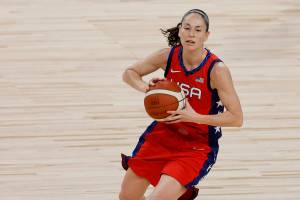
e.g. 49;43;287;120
195;111;243;127
122;69;148;93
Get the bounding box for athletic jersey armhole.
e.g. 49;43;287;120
207;59;223;92
164;46;176;77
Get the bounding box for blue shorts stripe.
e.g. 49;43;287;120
132;121;157;157
185;147;218;188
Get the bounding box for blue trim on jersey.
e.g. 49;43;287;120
207;58;222;92
178;47;211;75
208;90;224;146
164;47;176;78
132;121;158;157
186;89;224;188
185;147;218;188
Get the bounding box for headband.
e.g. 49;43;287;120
181;9;209;31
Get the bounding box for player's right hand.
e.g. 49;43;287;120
148;77;166;86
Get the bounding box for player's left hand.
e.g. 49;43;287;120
156;100;200;124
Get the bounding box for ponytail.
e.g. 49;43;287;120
160;23;181;47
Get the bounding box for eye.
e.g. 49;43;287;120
184;27;190;30
196;29;201;32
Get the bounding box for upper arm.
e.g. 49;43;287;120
127;48;170;76
211;63;243;116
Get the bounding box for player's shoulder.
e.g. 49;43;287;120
212;62;229;73
147;48;171;70
205;50;228;75
210;61;232;84
154;47;171;60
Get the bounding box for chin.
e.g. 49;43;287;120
182;44;199;51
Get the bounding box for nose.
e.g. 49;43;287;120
188;29;195;37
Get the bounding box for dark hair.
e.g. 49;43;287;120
161;9;209;47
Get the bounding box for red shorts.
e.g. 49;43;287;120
127;121;218;188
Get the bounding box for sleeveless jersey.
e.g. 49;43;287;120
132;46;224;161
163;45;224;148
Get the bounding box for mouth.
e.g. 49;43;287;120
185;40;196;45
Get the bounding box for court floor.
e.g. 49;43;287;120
0;0;299;199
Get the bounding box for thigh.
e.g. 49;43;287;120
147;174;186;200
120;167;150;199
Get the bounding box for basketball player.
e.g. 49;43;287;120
120;9;243;200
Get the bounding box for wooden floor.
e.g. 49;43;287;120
0;0;300;199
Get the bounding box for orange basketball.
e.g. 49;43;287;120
144;80;186;119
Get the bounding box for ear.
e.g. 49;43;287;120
204;31;210;42
177;23;182;38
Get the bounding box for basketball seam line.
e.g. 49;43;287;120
145;89;184;102
146;97;186;109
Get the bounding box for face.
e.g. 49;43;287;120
178;13;210;51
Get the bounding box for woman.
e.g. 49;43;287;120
120;9;243;200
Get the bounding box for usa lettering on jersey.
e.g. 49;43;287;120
170;79;202;99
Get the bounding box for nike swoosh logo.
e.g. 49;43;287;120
170;69;181;73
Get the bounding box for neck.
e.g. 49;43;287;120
182;47;206;69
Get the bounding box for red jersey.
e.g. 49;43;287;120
164;45;224;146
133;46;224;154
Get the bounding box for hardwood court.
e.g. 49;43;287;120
0;0;299;199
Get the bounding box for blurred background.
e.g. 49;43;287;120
0;0;299;199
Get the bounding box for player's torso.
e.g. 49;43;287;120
165;46;217;115
145;46;224;149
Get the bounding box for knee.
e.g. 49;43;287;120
147;189;185;200
119;190;130;200
119;189;139;200
147;194;168;200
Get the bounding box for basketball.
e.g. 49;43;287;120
144;80;186;119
